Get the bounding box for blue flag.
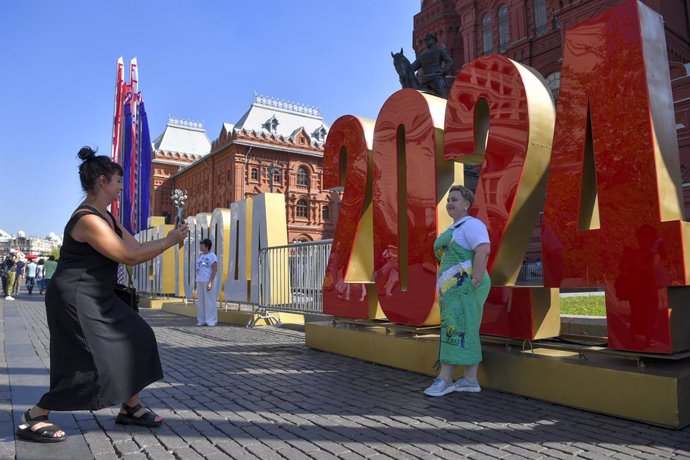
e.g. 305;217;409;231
138;101;152;232
122;98;133;233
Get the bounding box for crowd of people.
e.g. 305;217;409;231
0;252;57;300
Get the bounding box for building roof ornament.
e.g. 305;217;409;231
152;116;212;157
167;116;205;130
253;94;321;117
232;94;329;147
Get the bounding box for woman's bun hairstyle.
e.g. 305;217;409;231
78;146;97;162
77;146;124;193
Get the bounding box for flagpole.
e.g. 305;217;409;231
110;57;125;218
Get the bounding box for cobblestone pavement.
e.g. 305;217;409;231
2;293;690;459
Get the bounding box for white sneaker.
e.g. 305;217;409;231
454;377;481;393
196;322;206;326
5;296;14;300
423;378;455;397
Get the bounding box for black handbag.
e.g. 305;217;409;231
114;268;139;312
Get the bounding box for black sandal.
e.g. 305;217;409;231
15;409;67;443
114;403;163;427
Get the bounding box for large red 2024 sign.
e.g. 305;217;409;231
322;0;690;354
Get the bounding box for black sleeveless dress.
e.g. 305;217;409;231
38;207;163;411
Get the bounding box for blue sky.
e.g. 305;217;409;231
0;0;420;237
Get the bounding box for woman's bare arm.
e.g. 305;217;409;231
471;243;491;286
71;215;187;265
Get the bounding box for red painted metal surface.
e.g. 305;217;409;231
542;1;688;353
480;287;540;339
445;55;555;339
322;115;374;319
372;89;446;325
445;55;531;272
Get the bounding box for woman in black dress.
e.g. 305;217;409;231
16;147;188;442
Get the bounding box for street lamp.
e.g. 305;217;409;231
263;162;283;193
170;189;188;226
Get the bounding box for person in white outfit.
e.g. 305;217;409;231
196;238;218;327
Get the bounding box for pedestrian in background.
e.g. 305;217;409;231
40;255;57;295
14;257;25;296
0;256;7;297
196;238;218;327
26;259;38;295
36;259;44;291
3;252;18;300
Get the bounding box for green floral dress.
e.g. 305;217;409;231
434;219;491;365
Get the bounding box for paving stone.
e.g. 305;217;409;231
337;452;367;460
0;440;15;460
536;449;577;460
302;449;338;460
113;438;143;455
276;446;313;459
156;432;189;450
287;438;323;453
576;452;612;460
141;444;176;460
631;444;675;458
5;300;690;460
171;446;206;459
122;452;149;460
86;438;120;456
467;443;512;458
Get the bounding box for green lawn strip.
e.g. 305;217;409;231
559;295;606;316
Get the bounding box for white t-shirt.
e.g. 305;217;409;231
196;252;217;282
451;216;490;250
26;262;38;277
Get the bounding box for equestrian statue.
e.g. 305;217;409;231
392;32;454;99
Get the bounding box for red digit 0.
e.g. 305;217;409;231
372;89;462;325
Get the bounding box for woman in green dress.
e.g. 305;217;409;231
424;185;491;397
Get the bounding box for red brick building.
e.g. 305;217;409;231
165;95;339;242
151;118;212;223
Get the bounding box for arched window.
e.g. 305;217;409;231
545;71;560;101
296;166;309;187
296;199;308;218
534;0;547;36
251;168;258;181
322;205;330;221
498;6;510;52
482;14;493;54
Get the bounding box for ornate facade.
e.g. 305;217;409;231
165;96;339;242
413;0;690;178
413;0;690;261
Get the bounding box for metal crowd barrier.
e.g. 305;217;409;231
249;239;332;327
516;263;544;285
250;245;543;326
